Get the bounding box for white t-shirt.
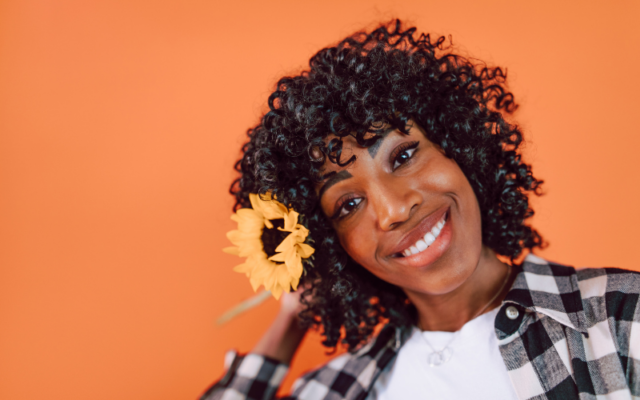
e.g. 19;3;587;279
367;307;519;400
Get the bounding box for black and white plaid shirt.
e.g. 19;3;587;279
202;255;640;400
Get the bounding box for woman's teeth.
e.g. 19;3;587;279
402;215;446;257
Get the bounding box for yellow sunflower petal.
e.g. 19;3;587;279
263;205;287;221
262;199;288;219
226;230;260;244
290;275;300;291
284;247;303;279
281;283;291;295
232;262;253;276
275;264;292;291
249;275;263;292
271;285;284;300
268;252;287;262
264;270;277;293
223;246;240;255
248;194;265;216
226;234;263;257
249;256;273;277
254;258;275;290
227;229;262;241
239;243;263;257
251;193;287;222
281;211;299;232
296;243;315;258
293;225;309;240
231;210;264;233
274;233;296;254
233;208;263;222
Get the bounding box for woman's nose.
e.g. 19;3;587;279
370;180;421;231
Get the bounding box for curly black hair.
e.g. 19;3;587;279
229;20;544;351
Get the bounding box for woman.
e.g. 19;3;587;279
202;21;640;400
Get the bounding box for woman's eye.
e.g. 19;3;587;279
393;147;417;170
337;197;363;218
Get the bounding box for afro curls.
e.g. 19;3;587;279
229;20;544;351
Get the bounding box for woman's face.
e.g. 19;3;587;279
317;122;485;297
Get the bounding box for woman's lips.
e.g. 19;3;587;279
390;205;449;256
390;207;453;269
401;211;447;257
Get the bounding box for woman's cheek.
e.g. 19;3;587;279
337;222;374;269
420;158;459;191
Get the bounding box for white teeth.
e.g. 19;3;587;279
401;214;447;257
424;232;436;246
432;226;441;237
415;240;428;252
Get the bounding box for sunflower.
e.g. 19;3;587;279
223;193;315;299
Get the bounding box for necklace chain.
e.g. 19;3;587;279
418;263;512;367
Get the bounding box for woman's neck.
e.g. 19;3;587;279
405;246;513;332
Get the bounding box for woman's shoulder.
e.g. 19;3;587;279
575;264;640;295
520;253;639;328
574;265;640;329
521;253;639;295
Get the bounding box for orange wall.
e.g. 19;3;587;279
1;1;639;399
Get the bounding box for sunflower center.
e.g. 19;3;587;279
261;219;290;258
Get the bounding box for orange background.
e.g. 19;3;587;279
1;1;639;399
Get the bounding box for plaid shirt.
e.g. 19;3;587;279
201;255;640;400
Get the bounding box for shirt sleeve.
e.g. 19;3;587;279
199;350;289;400
602;269;640;396
626;274;640;397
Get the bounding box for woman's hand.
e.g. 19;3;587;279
278;284;310;322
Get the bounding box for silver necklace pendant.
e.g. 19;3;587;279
427;347;453;367
419;263;512;369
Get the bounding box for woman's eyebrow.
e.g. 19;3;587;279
318;170;353;200
367;127;395;159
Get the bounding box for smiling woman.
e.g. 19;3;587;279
202;20;640;400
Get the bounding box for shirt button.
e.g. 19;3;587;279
505;306;519;320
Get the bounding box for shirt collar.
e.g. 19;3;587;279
501;253;588;335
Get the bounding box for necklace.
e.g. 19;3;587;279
418;263;512;367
